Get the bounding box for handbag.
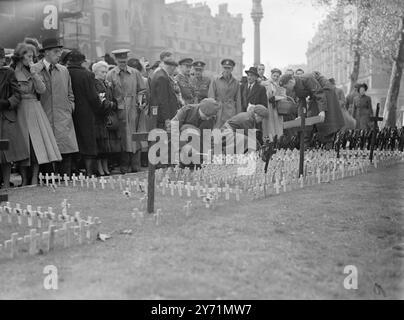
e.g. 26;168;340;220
276;96;297;116
105;111;120;131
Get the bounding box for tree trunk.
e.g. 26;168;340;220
349;49;361;93
384;16;404;128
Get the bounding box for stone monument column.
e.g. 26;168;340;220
251;0;263;66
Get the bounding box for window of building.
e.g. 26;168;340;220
180;41;186;50
184;20;189;33
0;0;15;16
102;13;110;27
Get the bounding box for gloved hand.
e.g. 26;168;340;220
269;96;276;105
0;99;11;111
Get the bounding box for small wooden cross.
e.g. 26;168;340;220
99;177;107;190
91;175;97;189
72;173;78;187
370;103;384;163
132;106;159;214
283;112;324;177
63;174;69;187
38;172;44;187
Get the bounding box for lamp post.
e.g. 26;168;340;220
251;0;263;67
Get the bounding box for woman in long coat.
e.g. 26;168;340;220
67;50;102;176
261;68;285;141
12;43;62;186
353;83;373;130
92;61;121;176
0;47;29;188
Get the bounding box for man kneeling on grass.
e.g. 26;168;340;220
221;105;270;154
167;98;220;165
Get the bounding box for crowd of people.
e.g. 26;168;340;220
0;36;375;189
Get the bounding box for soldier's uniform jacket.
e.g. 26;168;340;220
224;111;257;136
172;104;215;131
190;76;211;103
175;73;195;105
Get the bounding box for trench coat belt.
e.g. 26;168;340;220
21;94;38;100
219;99;235;104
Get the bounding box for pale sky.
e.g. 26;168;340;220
167;0;329;69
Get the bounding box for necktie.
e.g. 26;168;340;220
49;64;54;75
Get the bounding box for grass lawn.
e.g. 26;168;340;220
0;163;403;300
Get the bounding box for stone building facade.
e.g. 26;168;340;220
0;0;244;78
61;0;244;78
306;13;404;126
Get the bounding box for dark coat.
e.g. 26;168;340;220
94;79;121;154
0;66;29;163
353;94;373;130
151;68;178;129
241;82;268;112
294;73;345;137
68;65;102;157
172;104;215;131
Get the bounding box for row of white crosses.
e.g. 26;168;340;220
132;201;194;227
151;149;404;202
38;172;149;193
0;202;101;260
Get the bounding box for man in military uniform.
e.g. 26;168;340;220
221;105;269;153
190;61;211;103
208;59;242;129
175;58;195;105
171;98;220;132
106;49;146;174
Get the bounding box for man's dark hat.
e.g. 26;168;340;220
40;38;63;52
271;68;282;75
0;47;5;59
245;67;259;77
221;59;236;67
179;58;193;66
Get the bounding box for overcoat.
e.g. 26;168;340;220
0;66;29;163
151;68;179;129
353;94;373;130
106;66;146;153
94;78;121;154
14;63;61;164
34;60;78;154
208;74;242;129
294;73;345;138
241;81;268;111
68;64;102;157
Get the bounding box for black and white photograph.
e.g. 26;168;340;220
0;0;403;305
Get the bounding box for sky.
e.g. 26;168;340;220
167;0;329;69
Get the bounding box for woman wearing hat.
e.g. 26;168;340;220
11;42;62;186
0;46;29;188
353;83;373;130
260;68;286;141
67;50;103;176
92;61;121;176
